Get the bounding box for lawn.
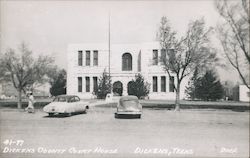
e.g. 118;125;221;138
0;98;248;111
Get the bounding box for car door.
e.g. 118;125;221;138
67;97;77;113
74;96;84;112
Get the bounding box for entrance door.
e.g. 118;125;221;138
127;81;134;95
113;81;123;96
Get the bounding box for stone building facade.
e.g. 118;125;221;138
239;85;250;102
67;42;187;99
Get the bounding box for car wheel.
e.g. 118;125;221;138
114;113;119;118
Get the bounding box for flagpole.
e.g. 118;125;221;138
108;12;111;78
108;12;112;107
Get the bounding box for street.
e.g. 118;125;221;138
0;107;249;158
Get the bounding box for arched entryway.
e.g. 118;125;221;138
113;81;123;96
127;81;134;95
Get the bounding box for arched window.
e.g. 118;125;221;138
122;53;132;71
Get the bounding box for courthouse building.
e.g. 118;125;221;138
67;42;187;99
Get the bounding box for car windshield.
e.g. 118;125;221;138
53;96;68;102
118;96;141;111
121;100;139;109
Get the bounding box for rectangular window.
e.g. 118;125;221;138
168;49;175;61
78;51;83;66
86;50;90;66
169;76;175;92
78;77;82;92
152;50;158;65
137;51;141;72
93;50;98;66
93;77;98;92
153;76;158;92
85;77;90;92
161;76;166;92
161;49;166;64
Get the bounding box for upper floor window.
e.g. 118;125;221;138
78;51;83;66
137;51;141;72
122;53;132;71
86;50;90;66
161;49;166;64
168;49;175;61
152;49;158;65
93;50;98;66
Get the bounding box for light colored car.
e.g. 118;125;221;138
43;95;89;116
115;95;142;119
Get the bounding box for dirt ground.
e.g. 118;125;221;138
0;107;249;158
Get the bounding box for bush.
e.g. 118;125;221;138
195;70;224;101
49;69;67;96
0;101;50;109
127;74;150;99
94;70;112;99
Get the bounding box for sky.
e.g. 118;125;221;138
0;0;241;82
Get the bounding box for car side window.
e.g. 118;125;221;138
75;97;80;102
59;97;66;102
69;97;75;103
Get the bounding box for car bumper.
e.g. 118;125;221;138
43;108;86;114
115;111;142;119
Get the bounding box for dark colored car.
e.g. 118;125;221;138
115;95;142;119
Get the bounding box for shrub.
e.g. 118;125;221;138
127;74;150;99
94;70;112;99
195;70;224;101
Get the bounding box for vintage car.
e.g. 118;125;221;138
115;95;142;119
43;95;89;116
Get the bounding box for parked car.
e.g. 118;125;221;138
43;95;89;116
115;95;142;119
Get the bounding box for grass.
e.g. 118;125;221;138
0;98;249;111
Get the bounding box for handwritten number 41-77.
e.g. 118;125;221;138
3;139;24;146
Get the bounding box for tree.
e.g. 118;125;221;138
158;17;218;111
94;70;112;99
215;0;249;89
0;43;54;109
48;68;66;96
185;68;200;100
195;70;224;101
127;73;150;99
